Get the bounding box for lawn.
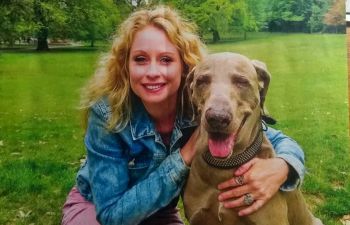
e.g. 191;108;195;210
0;33;349;225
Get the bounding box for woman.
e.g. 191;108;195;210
62;6;305;225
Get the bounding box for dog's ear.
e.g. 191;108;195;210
251;60;270;106
183;66;199;120
185;66;196;101
252;60;276;125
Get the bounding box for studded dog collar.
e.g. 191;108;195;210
202;130;263;169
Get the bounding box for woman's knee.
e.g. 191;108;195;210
62;187;100;225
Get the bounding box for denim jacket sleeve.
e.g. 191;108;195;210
85;105;189;225
264;126;305;191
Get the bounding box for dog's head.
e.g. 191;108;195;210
186;52;271;158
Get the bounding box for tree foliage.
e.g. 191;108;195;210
67;0;120;47
324;0;346;33
141;0;259;42
308;4;324;32
266;0;308;32
194;0;235;42
0;0;345;48
33;0;70;50
0;0;35;46
231;0;261;39
0;0;121;50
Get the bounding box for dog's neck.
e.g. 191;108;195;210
234;118;261;154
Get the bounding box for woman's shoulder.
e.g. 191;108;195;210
89;96;131;134
90;96;112;122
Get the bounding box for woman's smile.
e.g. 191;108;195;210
143;83;166;92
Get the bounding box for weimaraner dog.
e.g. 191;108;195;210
183;52;323;225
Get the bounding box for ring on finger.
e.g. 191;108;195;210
234;175;244;186
243;193;254;206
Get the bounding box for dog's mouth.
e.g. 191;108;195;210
208;132;236;158
207;116;248;159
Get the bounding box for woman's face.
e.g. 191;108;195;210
128;25;183;110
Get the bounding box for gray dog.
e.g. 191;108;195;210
183;52;323;225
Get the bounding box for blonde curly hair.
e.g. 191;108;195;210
80;5;206;130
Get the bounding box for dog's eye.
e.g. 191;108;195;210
195;75;211;87
232;77;249;88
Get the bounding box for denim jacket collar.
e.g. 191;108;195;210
129;96;197;140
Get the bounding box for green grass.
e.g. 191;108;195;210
0;33;349;224
0;48;101;224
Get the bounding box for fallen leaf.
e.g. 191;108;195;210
38;140;46;145
341;215;350;225
11;152;21;155
18;210;31;218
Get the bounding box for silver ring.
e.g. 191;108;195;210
243;193;254;205
234;175;244;186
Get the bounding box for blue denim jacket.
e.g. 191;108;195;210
76;97;305;225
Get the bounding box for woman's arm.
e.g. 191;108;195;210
265;126;305;190
85;103;189;225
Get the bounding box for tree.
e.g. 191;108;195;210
179;0;235;42
305;0;334;33
264;0;339;33
0;0;35;46
1;0;122;50
33;0;69;50
266;0;306;32
232;0;261;40
67;0;121;47
114;0;133;16
308;4;324;32
324;0;345;33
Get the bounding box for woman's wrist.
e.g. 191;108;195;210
274;157;289;185
180;129;199;166
180;147;193;166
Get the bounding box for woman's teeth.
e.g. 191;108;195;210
145;84;162;90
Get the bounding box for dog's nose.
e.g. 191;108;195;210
205;108;232;129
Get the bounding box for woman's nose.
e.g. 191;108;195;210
146;61;161;78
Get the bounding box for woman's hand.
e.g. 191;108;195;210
217;157;289;216
180;128;199;166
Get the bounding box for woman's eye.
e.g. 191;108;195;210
160;56;173;64
134;56;146;63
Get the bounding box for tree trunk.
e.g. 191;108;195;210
34;0;49;51
212;30;220;43
90;39;95;47
8;38;15;47
244;31;247;40
36;27;49;51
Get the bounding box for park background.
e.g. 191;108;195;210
0;0;349;224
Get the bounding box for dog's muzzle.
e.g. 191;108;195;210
205;108;232;130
